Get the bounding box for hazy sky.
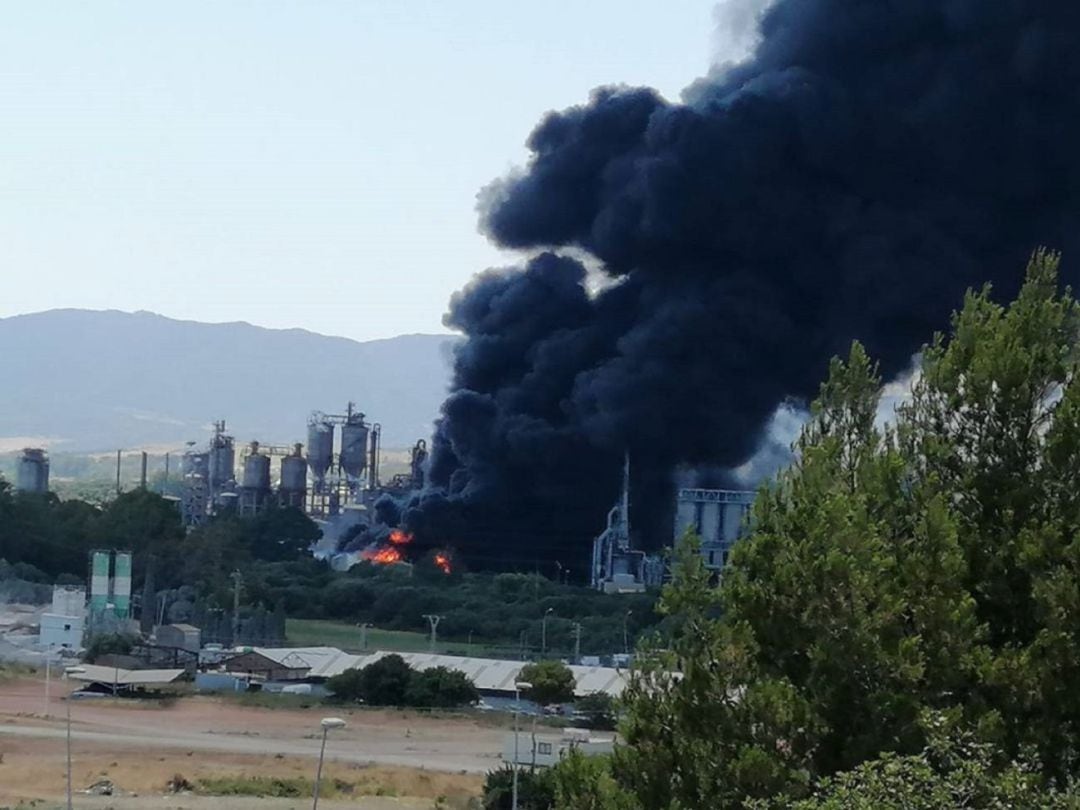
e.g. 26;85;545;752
1;2;726;342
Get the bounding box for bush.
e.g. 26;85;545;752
519;661;576;706
405;666;479;708
325;667;365;703
575;693;617;731
84;632;137;662
482;765;556;810
328;658;478;709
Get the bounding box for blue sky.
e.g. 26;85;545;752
0;2;730;342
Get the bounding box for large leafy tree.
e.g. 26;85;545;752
565;251;1080;808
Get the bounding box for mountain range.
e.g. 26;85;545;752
0;309;457;451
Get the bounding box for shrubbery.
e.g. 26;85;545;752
518;661;576;706
326;654;478;709
548;254;1080;808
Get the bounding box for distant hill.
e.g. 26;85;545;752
0;309;457;451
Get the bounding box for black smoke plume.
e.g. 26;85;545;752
406;0;1080;575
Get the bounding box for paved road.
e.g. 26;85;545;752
0;720;497;773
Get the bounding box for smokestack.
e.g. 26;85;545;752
410;1;1080;569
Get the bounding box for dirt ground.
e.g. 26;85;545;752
0;675;493;807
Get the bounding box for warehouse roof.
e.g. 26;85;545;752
69;665;186;686
317;650;629;697
244;646;353;678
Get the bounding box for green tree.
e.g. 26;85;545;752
404;666;479;708
357;654;412;706
575;692;617;731
325;667;365;703
84;632;137;662
482;765;556;810
560;250;1080;809
240;506;321;562
753;716;1080;809
519;660;576;706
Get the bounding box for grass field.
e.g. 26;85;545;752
285;618;508;657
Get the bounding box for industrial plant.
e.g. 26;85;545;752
590;454;755;592
11;400;755;586
170;404;425;529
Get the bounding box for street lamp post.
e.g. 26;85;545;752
512;681;533;810
43;650;51;717
64;666;85;810
541;608;553;656
312;717;346;810
623;609;633;656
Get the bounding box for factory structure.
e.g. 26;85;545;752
591;455;756;592
14;447;49;494
11;408;754;591
175;403;427;530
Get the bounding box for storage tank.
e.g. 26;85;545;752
279;445;307;508
113;551;132;618
242;445;272;491
209;436;235;491
340;420;369;478
15;448;49;493
306;420;334;485
89;550;110;614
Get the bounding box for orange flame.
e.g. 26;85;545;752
434;553;452;574
362;545;403;565
388;528;413;546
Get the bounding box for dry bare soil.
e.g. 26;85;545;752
0;676;493;807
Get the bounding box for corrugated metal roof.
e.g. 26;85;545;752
249;647;352;678
69;665;185;686
316;649;628;697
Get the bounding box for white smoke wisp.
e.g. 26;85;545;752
732;355;923;487
875;356;921;431
732;400;808;487
710;0;773;66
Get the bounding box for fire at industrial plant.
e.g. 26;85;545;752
398;0;1080;579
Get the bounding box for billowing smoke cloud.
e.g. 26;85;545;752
407;1;1080;574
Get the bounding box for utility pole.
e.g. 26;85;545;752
541;608;553;656
231;570;243;646
572;622;582;665
115;449;122;496
422;614;443;653
139;451;148;489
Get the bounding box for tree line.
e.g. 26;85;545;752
0;480;659;654
513;252;1080;807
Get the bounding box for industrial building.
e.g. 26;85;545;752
591;457;757;589
15;448;49;493
177;403;409;529
204;645;630;699
673;488;756;571
39;585;86;650
590;456;658;593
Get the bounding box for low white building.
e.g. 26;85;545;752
39;613;84;650
503;728;615;768
40;585;86;650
